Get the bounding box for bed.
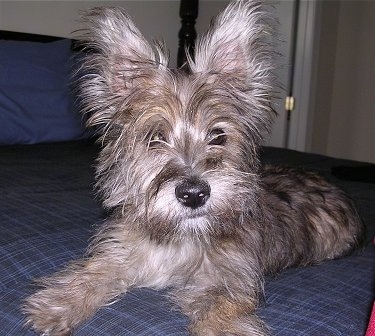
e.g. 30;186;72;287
0;4;374;335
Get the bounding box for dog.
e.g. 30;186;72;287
23;1;363;335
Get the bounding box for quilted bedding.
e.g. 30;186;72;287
0;140;374;335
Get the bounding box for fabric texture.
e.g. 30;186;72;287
0;39;86;144
0;142;374;335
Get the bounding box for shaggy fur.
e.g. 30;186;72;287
23;1;363;335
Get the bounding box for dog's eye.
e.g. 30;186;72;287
208;128;227;146
148;131;166;148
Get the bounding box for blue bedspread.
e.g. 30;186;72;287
1;140;374;335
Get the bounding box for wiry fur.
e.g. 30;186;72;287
23;1;363;335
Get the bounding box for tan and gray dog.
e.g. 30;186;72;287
23;1;363;335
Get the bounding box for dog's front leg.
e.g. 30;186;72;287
175;287;269;336
23;255;129;336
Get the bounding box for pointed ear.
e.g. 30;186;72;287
190;1;273;81
189;1;275;142
77;7;169;127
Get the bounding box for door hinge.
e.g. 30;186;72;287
285;96;295;111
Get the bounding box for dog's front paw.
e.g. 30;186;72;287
190;316;269;336
23;288;81;336
187;298;269;336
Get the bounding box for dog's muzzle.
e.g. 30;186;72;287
175;178;211;209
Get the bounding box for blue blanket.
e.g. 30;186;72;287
1;141;374;335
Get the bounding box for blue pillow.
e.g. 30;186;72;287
0;39;86;144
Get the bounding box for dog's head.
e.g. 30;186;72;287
78;1;275;241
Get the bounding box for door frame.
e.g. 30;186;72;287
287;0;320;152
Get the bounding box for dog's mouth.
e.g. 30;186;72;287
184;207;208;219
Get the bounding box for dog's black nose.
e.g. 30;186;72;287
175;179;210;209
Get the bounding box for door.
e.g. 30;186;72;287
266;0;297;148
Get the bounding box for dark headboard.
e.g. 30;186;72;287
0;30;64;42
177;0;199;68
0;30;86;53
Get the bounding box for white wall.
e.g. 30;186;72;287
310;0;375;163
0;1;180;65
326;1;375;163
0;0;229;67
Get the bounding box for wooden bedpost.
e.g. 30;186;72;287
177;0;199;69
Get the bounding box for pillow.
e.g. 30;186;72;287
0;38;86;144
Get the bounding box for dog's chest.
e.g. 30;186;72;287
130;239;215;289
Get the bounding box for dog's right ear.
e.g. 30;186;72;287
190;1;272;79
188;1;275;143
77;7;169;128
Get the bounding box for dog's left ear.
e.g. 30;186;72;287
191;0;273;84
78;7;169;128
190;1;275;143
